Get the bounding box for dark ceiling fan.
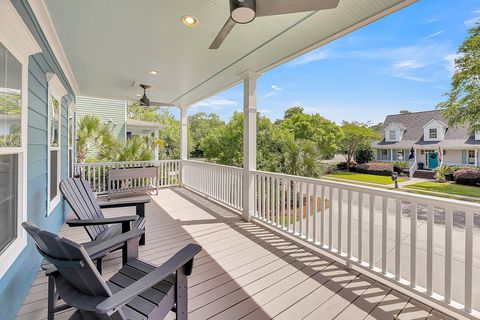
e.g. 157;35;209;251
139;84;151;106
209;0;340;49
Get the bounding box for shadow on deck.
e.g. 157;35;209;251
16;188;452;320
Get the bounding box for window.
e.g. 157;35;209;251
389;130;396;141
468;150;475;165
429;128;438;139
0;0;41;277
0;41;22;256
47;74;67;213
381;149;388;160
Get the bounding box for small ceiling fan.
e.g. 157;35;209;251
209;0;340;49
139;84;151;106
136;83;176;107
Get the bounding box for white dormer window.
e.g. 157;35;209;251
475;130;480;141
389;130;396;141
429;128;438;139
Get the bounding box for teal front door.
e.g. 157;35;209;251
428;152;439;169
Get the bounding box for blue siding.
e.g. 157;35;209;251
0;1;76;319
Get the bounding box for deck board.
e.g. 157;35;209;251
16;187;453;320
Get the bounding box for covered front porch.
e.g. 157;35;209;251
17;187;453;320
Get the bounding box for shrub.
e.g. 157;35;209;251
319;163;336;175
433;166;453;183
453;168;480;186
350;162;393;176
355;144;375;164
336;162;349;170
393;161;408;174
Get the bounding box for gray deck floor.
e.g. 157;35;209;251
16;188;454;320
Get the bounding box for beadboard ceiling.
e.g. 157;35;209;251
43;0;416;107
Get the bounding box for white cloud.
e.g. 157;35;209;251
257;109;272;114
291;49;328;66
444;53;462;74
263;84;283;98
393;59;426;69
465;17;479;26
424;30;443;39
190;95;238;111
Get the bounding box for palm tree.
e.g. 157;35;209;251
76;115;115;163
99;136;154;162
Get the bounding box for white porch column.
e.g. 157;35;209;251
243;72;257;221
390;149;394;162
475;149;479;167
153;130;159;161
180;106;188;186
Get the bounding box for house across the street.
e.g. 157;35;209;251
372;110;480;176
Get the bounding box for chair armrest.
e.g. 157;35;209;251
86;229;144;260
66;216;138;227
99;199;150;209
96;244;202;315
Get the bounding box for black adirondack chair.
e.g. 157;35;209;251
23;222;202;320
42;228;144;320
59;178;149;251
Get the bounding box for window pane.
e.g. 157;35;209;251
0;42;22;148
0;154;18;253
50;96;60;147
50;150;58;200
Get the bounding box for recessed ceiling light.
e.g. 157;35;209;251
136;94;142;97
182;16;198;27
149;70;158;75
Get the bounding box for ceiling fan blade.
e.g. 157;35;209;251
209;18;236;49
256;0;340;17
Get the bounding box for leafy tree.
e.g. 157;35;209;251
277;107;342;159
438;22;480;133
76;115;115;163
188;112;225;158
340;122;381;166
354;143;375;164
127;102;187;158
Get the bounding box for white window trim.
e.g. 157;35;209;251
47;73;67;215
429;128;438;140
0;0;41;279
67;102;76;177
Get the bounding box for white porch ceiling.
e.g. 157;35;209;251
43;0;416;107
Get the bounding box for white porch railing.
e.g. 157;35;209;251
252;170;480;319
75;159;480;319
74;160;181;195
182;160;243;211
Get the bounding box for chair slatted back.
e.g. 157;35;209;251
22;222;121;319
60;178;107;240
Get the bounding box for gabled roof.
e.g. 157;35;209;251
373;110;477;148
422;118;447;129
384;121;406;131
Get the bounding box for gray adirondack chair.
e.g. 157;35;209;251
23;221;202;320
59;178;149;255
42;228;144;320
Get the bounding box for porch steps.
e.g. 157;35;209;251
413;170;434;179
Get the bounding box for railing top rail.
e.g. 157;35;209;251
184;159;244;172
75;159;180;167
253;169;480;212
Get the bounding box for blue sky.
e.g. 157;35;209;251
188;0;480;124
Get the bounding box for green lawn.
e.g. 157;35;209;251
404;181;480;198
327;171;405;185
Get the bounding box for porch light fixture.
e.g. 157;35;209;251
149;70;158;75
182;16;198;27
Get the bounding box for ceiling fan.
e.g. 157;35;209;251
139;84;151;106
209;0;340;49
137;83;176;107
